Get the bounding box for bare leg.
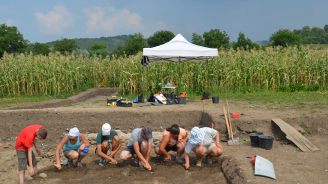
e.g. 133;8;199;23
77;144;88;162
154;146;160;155
110;141;119;158
176;142;186;157
101;141;109;155
208;144;223;158
19;171;25;184
68;150;79;161
120;150;132;160
194;145;206;167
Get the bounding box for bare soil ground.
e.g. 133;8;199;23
0;89;327;184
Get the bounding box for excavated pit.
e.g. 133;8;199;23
0;109;251;184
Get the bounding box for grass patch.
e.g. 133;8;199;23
120;91;328;109
218;91;328;109
1;91;327;110
0;95;69;108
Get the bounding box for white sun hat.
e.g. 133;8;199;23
102;123;111;136
68;127;80;137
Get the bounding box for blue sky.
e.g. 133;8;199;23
1;0;327;43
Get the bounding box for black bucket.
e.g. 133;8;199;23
212;96;219;104
201;92;210;100
176;97;186;104
249;132;263;147
138;95;144;103
258;135;274;150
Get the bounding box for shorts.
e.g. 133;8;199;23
126;145;136;155
16;150;37;171
205;143;217;153
63;150;79;159
155;142;178;152
165;144;178;152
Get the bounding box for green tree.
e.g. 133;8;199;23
123;33;147;56
53;38;78;54
147;30;174;47
233;32;258;51
302;26;311;33
0;24;28;57
203;29;230;49
28;42;50;55
324;25;328;32
191;33;204;46
87;43;108;57
270;29;300;47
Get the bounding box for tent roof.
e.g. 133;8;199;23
143;34;218;62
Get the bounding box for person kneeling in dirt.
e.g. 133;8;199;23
16;124;48;184
120;126;153;171
154;124;188;164
54;127;89;170
184;126;223;170
95;123;121;166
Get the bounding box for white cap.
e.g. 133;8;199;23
102;123;111;136
68;127;80;137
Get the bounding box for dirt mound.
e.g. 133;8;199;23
7;88;118;110
221;156;247;184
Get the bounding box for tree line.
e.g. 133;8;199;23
1;23;328;58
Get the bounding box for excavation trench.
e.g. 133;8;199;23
0;109;250;184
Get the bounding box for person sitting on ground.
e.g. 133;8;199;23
184;126;223;170
95;123;121;166
15;124;47;184
54;127;89;170
155;124;188;163
120;126;153;171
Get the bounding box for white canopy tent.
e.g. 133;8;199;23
142;34;218;64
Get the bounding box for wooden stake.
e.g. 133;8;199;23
223;106;231;139
226;100;233;139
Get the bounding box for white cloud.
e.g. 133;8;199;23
84;7;143;34
34;6;73;35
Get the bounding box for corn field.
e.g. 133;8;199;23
0;47;327;97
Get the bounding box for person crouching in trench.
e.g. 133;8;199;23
95;123;121;166
184;126;223;170
155;124;188;164
120;126;153;171
54;127;89;170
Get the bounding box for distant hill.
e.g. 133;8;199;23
47;35;130;53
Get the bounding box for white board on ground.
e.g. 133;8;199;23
255;155;276;180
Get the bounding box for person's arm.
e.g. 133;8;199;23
34;142;41;156
133;142;147;163
183;142;194;170
96;144;116;163
27;147;35;175
54;136;68;170
215;131;221;147
184;153;190;170
159;135;171;160
109;135;121;158
134;142;151;170
180;131;188;144
80;134;89;147
146;141;152;161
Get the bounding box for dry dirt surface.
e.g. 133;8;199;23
0;90;327;184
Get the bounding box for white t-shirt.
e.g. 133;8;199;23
185;127;217;153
